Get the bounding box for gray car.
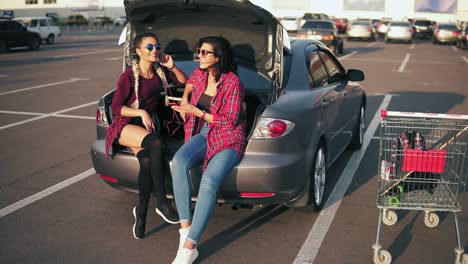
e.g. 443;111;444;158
90;0;366;211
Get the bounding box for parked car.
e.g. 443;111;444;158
456;25;468;50
280;16;299;32
91;0;366;211
113;16;127;26
433;23;460;45
385;21;414;43
90;16;113;26
302;12;329;21
0;20;41;53
347;20;375;41
412;18;433;39
295;20;343;54
375;19;391;38
13;17;61;44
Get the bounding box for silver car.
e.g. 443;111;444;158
347;20;376;41
385;21;414;43
91;0;367;211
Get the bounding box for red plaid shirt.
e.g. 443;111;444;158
184;68;246;169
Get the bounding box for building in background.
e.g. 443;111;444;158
0;0;125;21
1;0;467;23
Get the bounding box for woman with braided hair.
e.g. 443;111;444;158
105;32;186;239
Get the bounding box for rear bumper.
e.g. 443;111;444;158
386;32;412;41
347;31;372;38
91;140;312;205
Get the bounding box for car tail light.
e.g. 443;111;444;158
323;34;334;40
96;106;108;125
465;34;468;39
99;174;118;183
453;31;460;36
251;118;295;139
368;27;373;32
435;29;440;35
239;192;275;198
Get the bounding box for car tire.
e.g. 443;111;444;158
29;37;40;50
0;40;7;54
47;34;55;45
349;106;365;149
310;144;326;211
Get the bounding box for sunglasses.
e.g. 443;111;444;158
145;43;161;51
197;48;215;57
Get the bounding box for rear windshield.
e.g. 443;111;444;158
301;21;334;29
351;21;370;26
390;22;410;27
438;24;458;30
414;20;431;26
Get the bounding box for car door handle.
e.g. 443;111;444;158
321;100;329;108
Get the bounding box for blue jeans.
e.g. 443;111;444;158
171;124;240;245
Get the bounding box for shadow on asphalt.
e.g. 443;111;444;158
195;204;289;263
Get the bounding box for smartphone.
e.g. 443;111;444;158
158;52;168;63
168;101;180;106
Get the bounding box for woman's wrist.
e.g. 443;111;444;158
168;64;175;70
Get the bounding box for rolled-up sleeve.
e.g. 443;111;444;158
212;78;244;130
164;67;185;86
111;72;133;116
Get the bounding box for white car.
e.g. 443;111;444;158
13;17;61;44
280;16;299;32
113;16;127;26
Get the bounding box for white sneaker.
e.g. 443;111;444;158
178;228;190;249
171;247;199;264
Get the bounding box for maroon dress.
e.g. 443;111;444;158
105;66;183;157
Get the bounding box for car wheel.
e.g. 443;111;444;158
29;37;40;50
47;34;55;44
0;40;7;54
349;106;365;149
310;144;326;211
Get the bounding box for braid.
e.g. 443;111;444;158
130;60;140;109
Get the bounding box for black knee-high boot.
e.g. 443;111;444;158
141;133;179;224
141;133;167;205
134;149;151;239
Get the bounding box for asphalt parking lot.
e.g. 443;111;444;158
0;34;467;264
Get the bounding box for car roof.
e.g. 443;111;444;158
14;17;52;20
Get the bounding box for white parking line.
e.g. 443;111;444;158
0;101;98;130
51;49;120;59
0;78;90;96
347;58;457;65
398;53;411;72
105;56;123;61
293;94;393;264
410;42;415;50
0;168;95;218
338;51;358;61
0;110;94;120
0;75;8;78
451;45;458;52
463;56;468;64
367;42;378;47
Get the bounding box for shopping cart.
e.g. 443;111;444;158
372;110;468;264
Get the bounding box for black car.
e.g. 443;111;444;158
412;19;433;39
457;25;468;50
0;20;41;53
295;20;344;54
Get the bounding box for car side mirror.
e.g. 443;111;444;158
347;69;365;81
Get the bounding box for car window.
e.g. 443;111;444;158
7;21;24;31
319;50;345;84
30;19;38;27
390;22;410;27
351;21;370;26
308;50;328;88
39;19;48;26
49;19;58;26
414;20;431;26
301;21;334;29
438;24;458;30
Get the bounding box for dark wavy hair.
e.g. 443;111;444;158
195;36;237;82
132;32;159;61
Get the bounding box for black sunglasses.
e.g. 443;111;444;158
197;48;215;56
146;43;161;51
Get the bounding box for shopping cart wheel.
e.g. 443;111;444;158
424;211;439;228
382;209;398;226
373;249;392;264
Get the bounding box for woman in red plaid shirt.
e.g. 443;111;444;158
170;36;246;264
